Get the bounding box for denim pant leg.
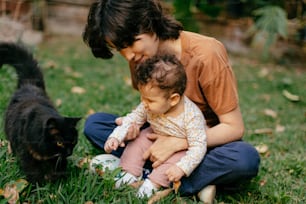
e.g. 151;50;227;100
179;141;260;196
83;112;125;157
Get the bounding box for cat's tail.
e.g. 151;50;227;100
0;42;45;90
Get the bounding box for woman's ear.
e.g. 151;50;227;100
169;93;181;107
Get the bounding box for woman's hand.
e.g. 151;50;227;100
143;133;188;168
115;117;140;141
166;165;185;182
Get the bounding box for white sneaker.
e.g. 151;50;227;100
137;179;158;198
197;185;216;204
115;171;139;188
90;154;120;173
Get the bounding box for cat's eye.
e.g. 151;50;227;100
57;141;64;147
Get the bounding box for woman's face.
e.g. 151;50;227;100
119;33;159;65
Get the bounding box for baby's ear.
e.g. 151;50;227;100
169;93;181;106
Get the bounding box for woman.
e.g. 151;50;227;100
82;0;260;202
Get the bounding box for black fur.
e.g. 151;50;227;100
0;42;81;184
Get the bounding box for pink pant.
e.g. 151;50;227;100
120;127;186;187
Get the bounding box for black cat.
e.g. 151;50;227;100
0;42;81;184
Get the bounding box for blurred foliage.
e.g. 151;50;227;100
247;6;288;60
172;0;199;32
171;0;305;61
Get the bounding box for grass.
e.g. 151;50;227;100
0;35;305;203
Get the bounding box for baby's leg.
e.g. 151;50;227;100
148;151;186;187
120;127;154;177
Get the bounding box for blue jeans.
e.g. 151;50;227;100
84;112;260;196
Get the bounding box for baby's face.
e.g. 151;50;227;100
139;84;171;115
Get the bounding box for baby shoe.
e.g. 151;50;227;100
115;171;140;188
90;154;120;172
137;179;158;198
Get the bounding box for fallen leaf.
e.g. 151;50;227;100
259;179;267;186
173;181;181;194
7;142;12;154
147;181;181;204
95;168;104;176
44;60;58;69
255;144;269;154
275;124;285;132
0;139;7;148
264;109;277;118
254;128;273;135
261;94;271;102
71;86;86;94
99;85;105;91
71;71;82;78
148;189;172;204
0;179;28;204
124;76;132;86
13;179;28;193
86;109;95;116
282;90;300;102
77;157;91;168
258;68;269;78
55;99;62;107
64;66;73;73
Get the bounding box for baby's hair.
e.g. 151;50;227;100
135;55;186;97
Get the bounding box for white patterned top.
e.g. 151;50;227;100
109;96;207;176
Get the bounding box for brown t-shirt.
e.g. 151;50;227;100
130;31;239;127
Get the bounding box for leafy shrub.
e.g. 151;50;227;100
247;5;288;60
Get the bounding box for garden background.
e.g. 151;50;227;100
0;0;305;203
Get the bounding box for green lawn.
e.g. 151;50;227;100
0;36;305;203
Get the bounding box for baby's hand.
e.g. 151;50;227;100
115;117;140;141
166;165;185;182
104;138;120;153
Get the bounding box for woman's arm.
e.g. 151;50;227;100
206;106;244;147
143;106;244;168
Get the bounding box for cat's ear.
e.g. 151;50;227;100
45;118;60;135
64;117;81;126
46;118;56;128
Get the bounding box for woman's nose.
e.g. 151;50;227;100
120;48;135;62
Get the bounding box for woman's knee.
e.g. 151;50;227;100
83;112;118;149
83;112;117;136
229;142;260;177
83;113;98;137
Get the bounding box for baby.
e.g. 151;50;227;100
104;54;207;198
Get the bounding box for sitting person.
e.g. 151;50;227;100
83;0;260;202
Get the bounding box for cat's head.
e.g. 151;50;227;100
43;116;81;157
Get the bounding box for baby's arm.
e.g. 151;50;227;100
106;103;147;149
175;108;207;177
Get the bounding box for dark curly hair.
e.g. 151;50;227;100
135;54;186;97
83;0;183;59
